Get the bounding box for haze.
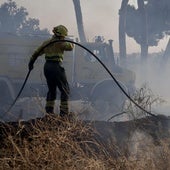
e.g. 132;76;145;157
0;0;169;53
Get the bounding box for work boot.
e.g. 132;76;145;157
60;104;69;118
60;111;68;118
45;106;54;115
60;111;75;121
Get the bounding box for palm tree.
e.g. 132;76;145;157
119;0;129;64
137;0;148;60
72;0;86;42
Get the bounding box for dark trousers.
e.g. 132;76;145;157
44;61;70;115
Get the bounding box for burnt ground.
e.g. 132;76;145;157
0;114;170;157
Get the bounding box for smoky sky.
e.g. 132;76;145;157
0;0;169;53
0;0;170;120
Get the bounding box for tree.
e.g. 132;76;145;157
0;0;49;35
72;0;86;42
119;0;129;63
125;0;170;59
137;0;148;60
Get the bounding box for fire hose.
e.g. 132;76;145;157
5;39;158;119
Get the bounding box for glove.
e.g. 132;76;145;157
28;60;34;71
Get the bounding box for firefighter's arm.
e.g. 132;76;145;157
28;51;39;71
63;42;74;51
28;44;44;71
28;53;37;71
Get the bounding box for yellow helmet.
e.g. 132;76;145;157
52;25;68;37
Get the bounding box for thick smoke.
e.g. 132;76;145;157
125;49;170;116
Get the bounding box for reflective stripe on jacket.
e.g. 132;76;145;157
30;36;74;62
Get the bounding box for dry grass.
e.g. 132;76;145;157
124;84;165;119
1;85;170;170
0;114;170;170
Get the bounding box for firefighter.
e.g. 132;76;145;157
28;25;74;117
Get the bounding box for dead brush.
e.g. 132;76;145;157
124;84;165;119
1;84;170;169
120;84;170;169
0;115;126;169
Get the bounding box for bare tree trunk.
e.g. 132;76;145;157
72;0;86;42
137;0;148;61
119;0;129;64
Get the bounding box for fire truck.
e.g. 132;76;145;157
0;33;135;116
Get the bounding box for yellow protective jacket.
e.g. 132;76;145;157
30;36;74;63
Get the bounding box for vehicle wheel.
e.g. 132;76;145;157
0;78;15;119
90;79;127;120
0;79;15;103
